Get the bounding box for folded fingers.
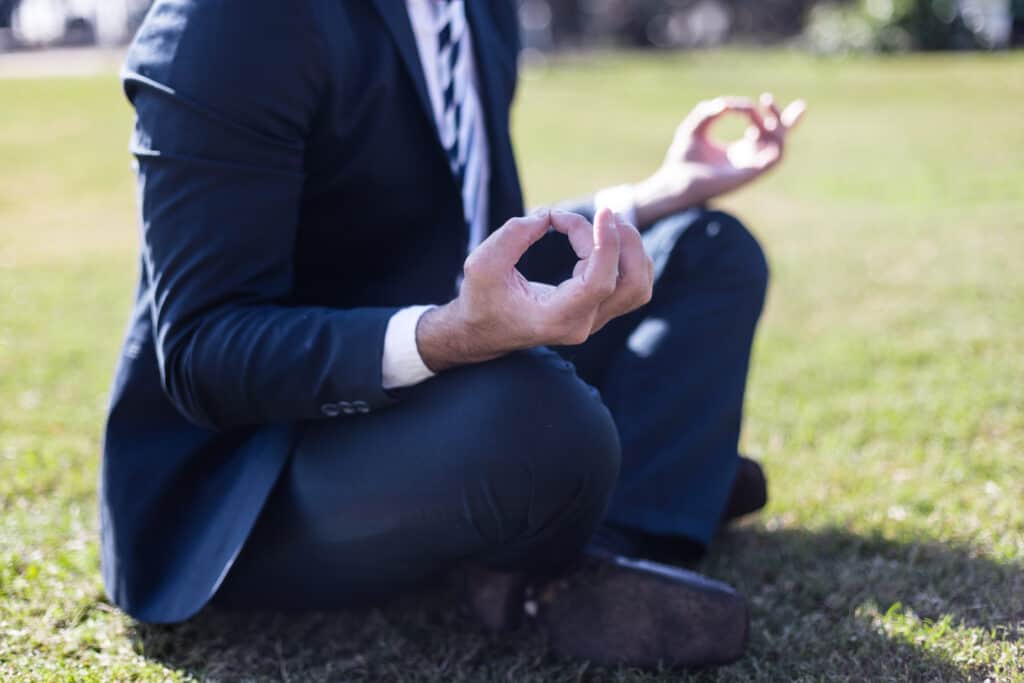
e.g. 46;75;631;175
685;96;768;139
549;208;595;258
466;209;550;277
591;216;653;331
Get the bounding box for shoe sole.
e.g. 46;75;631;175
540;555;750;669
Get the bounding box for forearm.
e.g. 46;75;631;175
632;171;703;229
161;304;399;429
558;173;701;232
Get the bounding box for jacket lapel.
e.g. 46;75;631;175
369;0;436;141
464;2;505;165
371;0;522;226
464;2;520;230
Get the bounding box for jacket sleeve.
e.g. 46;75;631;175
553;196;598;223
554;186;640;226
124;0;399;430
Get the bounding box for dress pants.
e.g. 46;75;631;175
214;347;621;609
214;209;767;609
530;209;769;545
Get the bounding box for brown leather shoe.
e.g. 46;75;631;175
457;555;749;669
534;553;750;669
454;564;530;632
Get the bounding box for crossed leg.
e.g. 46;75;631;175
526;208;770;548
214;348;621;609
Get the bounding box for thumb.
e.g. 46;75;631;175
583;208;620;289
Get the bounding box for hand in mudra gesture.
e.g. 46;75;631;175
676;93;806;198
635;93;807;224
418;208;654;371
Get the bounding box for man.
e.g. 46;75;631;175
101;0;804;669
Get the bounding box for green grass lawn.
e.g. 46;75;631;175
1;49;1022;681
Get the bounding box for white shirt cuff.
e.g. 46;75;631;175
594;184;638;227
381;305;436;390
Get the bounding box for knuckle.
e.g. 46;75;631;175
622;271;652;308
641;283;654;305
597;280;617;299
462;254;485;280
541;311;588;346
557;211;589;231
626;290;647;310
563;327;590;345
629;274;650;298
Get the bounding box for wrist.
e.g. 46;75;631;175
415;303;463;373
633;169;698;228
416;300;501;373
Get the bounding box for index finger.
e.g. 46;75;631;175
468;210;551;273
685;96;767;137
550;208;620;311
549;209;595;258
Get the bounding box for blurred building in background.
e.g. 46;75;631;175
0;0;1019;52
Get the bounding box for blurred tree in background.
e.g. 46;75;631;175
520;0;1016;51
0;0;1019;52
804;0;1012;52
521;0;815;49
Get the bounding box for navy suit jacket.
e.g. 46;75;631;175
101;0;540;623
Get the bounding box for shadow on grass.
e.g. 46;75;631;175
128;527;1022;682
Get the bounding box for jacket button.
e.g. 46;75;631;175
321;403;341;417
353;400;370;414
339;401;356;415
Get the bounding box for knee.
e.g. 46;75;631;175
703;210;770;296
459;349;621;530
489;349;620;488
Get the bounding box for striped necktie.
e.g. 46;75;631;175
434;0;479;234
